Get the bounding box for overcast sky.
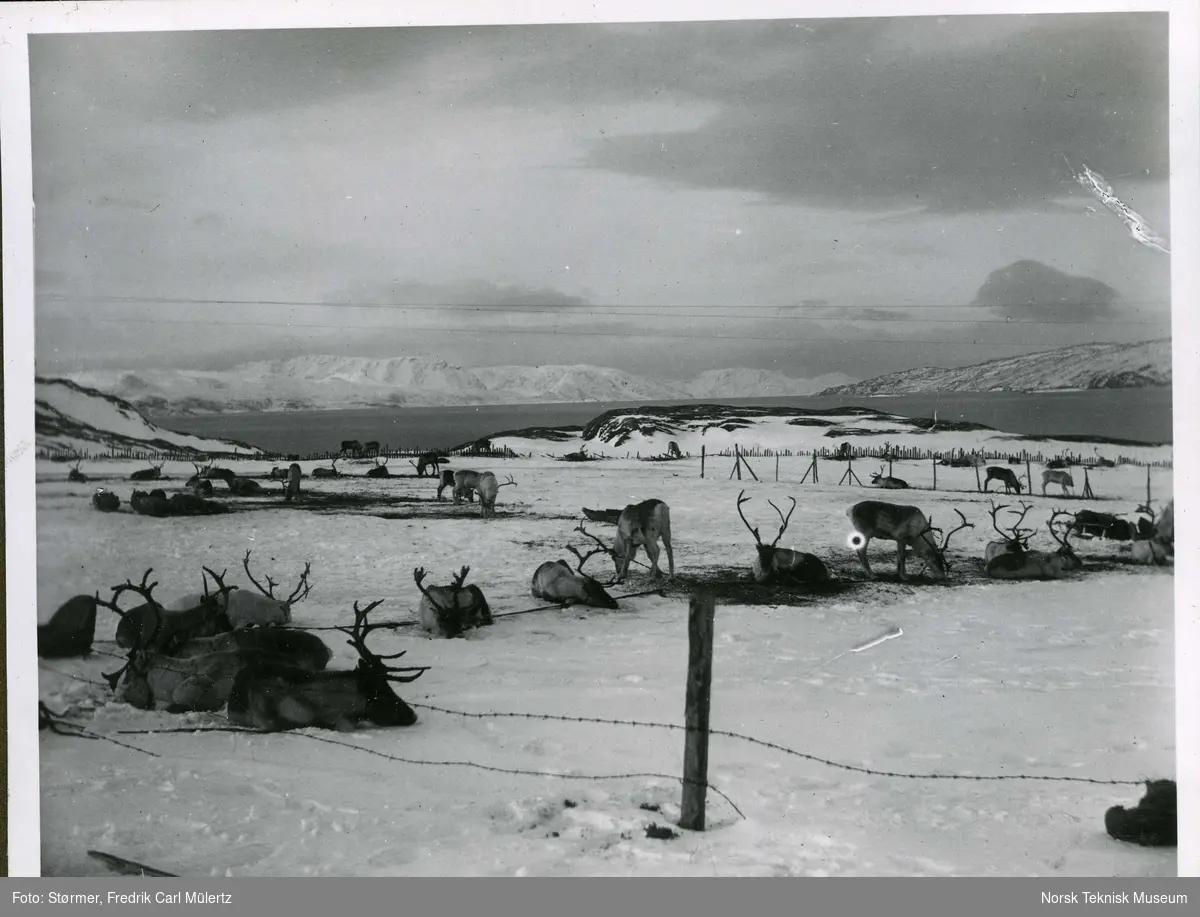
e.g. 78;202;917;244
30;12;1172;382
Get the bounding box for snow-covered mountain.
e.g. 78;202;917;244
35;377;262;456
817;339;1170;396
63;357;848;415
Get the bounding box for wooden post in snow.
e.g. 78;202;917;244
701;445;706;479
1146;465;1152;506
1026;458;1033;496
680;591;716;832
932;457;937;491
775;453;780;483
974;462;982;493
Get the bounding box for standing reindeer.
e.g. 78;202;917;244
284;462;302;503
414;566;493;638
870;467;910;489
227;597;429;731
130;461;165;482
736;490;829;584
476;472;517;517
365;457;391;478
67;459;89;483
452;469;482;503
1041;468;1075;496
984;466;1024;495
611;499;675;584
847;501;971;581
436;468;458;501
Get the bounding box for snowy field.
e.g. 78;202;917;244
33;451;1175;876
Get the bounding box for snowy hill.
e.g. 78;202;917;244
817;339;1170;396
483;403;1172;465
65;357;848;415
35;377;263;456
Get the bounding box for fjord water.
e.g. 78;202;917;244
150;388;1173;456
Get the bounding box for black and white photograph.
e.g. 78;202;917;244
4;0;1197;878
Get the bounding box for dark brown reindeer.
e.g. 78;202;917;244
436;468;457;501
983;466;1024;495
365;456;391;478
414;566;494;638
847;501;972;581
284;462;302;503
130;461;165;482
91;488;121;512
130;489;171;517
412;451;449;477
113;567;233;651
67;458;89;483
98;569;329;713
38;595;98;658
736;490;829;584
870;466;910;490
227;598;430;731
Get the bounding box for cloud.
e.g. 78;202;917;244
970;260;1118;321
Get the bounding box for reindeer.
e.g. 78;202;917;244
114;568;233;651
91;488;121;512
166;492;227;516
227;598;429;731
363;441;381;457
1041;468;1075;497
226;475;264;496
38;595;98;659
612;499;675;584
984;466;1024;495
736;490;829;584
186;460;213;486
284;462;302;503
477;472;517;517
165;552;312;630
98;571;327;713
340;440;364;457
847;501;971;581
130;489;171;518
413;566;493;638
269;466;291;481
130;461;165;482
870;466;910;490
983;500;1038;563
365;457;391;479
1070;509;1136;540
412;451;448;477
67;458;89;483
984;510;1081;580
169;627;331;669
530;523;621;608
452;469;482;504
1131;501;1173;565
1047;457;1071;470
191;478;215;497
667;441;682;459
436;468;457;501
311;458;340;479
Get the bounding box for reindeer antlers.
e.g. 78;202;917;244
497;475;517;488
987;500;1036;548
736;490;795;548
1047;509;1077;550
413;565;470;615
568;522;612;573
334;598;430;682
242;550;312;606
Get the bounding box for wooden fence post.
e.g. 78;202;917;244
701;445;706;479
680;591;716;832
775;453;779;483
1146;466;1152;506
1026;457;1033;494
932;457;937;491
974;462;982;492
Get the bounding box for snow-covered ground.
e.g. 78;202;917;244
33;449;1175;876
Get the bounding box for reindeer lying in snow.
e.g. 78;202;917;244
38;595;98;658
736;490;829;584
92;489;121;512
414;566;493;638
163;551;312;629
227;598;429;731
98;568;329;712
365;457;391;478
67;459;89;483
531;562;620;609
130;461;165;482
983;503;1081;580
847;501;972;581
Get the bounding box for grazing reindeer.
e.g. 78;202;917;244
476;472;517;517
365;457;391;478
736;490;829;584
38;595;98;659
984;510;1081;580
983;500;1037;563
130;489;171;518
412;451;448;477
870;466;910;490
99;570;326;713
340;440;364;457
227;597;429;732
363;441;381;457
667;441;682;459
612;499;675;584
311;458;340;479
92;488;121;512
436;468;457;501
284;462;302;503
1041;468;1075;497
452;469;482;504
984;466;1024;495
847;501;971;581
113;568;233;651
130;461;165;482
269;466;290;481
414;566;494;638
67;459;89;483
